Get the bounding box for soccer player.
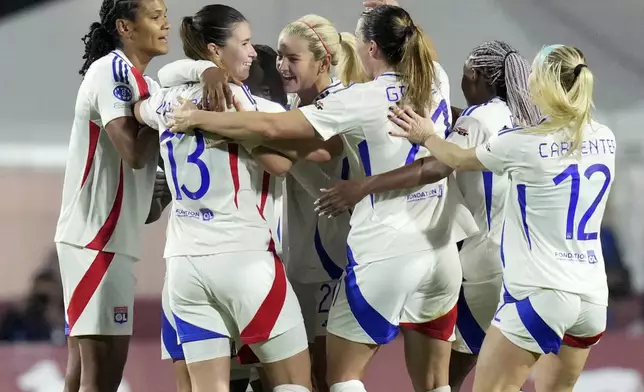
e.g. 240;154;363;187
272;15;364;392
156;15;366;391
168;5;480;392
313;40;542;391
388;44;614;392
54;0;169;391
134;5;312;392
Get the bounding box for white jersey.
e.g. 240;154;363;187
138;81;272;258
284;80;350;283
299;66;478;264
253;96;287;255
447;98;513;276
55;50;159;259
475;120;615;305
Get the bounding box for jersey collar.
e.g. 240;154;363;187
314;78;342;102
375;72;400;80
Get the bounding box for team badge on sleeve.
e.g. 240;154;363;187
113;85;133;102
113;306;129;324
453;127;469;136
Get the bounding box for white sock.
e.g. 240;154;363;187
273;385;310;392
427;387;451;392
330;380;368;392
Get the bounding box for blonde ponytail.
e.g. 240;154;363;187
396;25;437;112
528;45;594;154
337;32;368;85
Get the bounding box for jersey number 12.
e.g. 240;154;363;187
552;163;611;241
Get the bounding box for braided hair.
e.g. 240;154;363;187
79;0;142;76
467;40;541;127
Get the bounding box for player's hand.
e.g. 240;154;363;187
363;0;399;8
315;179;366;217
200;67;242;112
169;97;199;133
388;105;436;145
153;171;171;199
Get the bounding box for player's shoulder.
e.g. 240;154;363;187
585;119;615;139
451;114;484;137
460;98;506;120
145;75;161;94
316;81;365;109
229;83;258;109
254;96;286;113
432;61;449;92
432;61;449;83
85;51;129;83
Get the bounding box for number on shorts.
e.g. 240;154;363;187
552;163;611;241
318;283;336;314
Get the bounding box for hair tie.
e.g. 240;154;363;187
338;33;342;43
404;24;415;37
298;20;330;56
574;63;587;77
504;51;517;62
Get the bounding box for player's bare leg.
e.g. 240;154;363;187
63;337;82;392
172;360;192;392
401;328;451;392
312;336;330;392
250;366;269;391
186;357;231;392
533;346;591;392
472;327;537;392
256;348;312;391
77;335;130;392
448;351;477;392
326;333;378;391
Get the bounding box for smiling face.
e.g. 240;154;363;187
276;33;324;94
210;21;257;81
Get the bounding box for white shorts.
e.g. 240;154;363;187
167;250;307;364
161;264;184;361
492;286;606;355
453;273;503;355
56;242;136;337
291;280;338;343
328;243;461;345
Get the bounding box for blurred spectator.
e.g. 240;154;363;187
0;252;65;345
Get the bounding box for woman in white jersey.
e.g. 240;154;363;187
159;15;366;392
135;5;312;392
169;5;479;392
54;0;169;391
389;45;614;392
272;15;364;392
315;40;542;391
